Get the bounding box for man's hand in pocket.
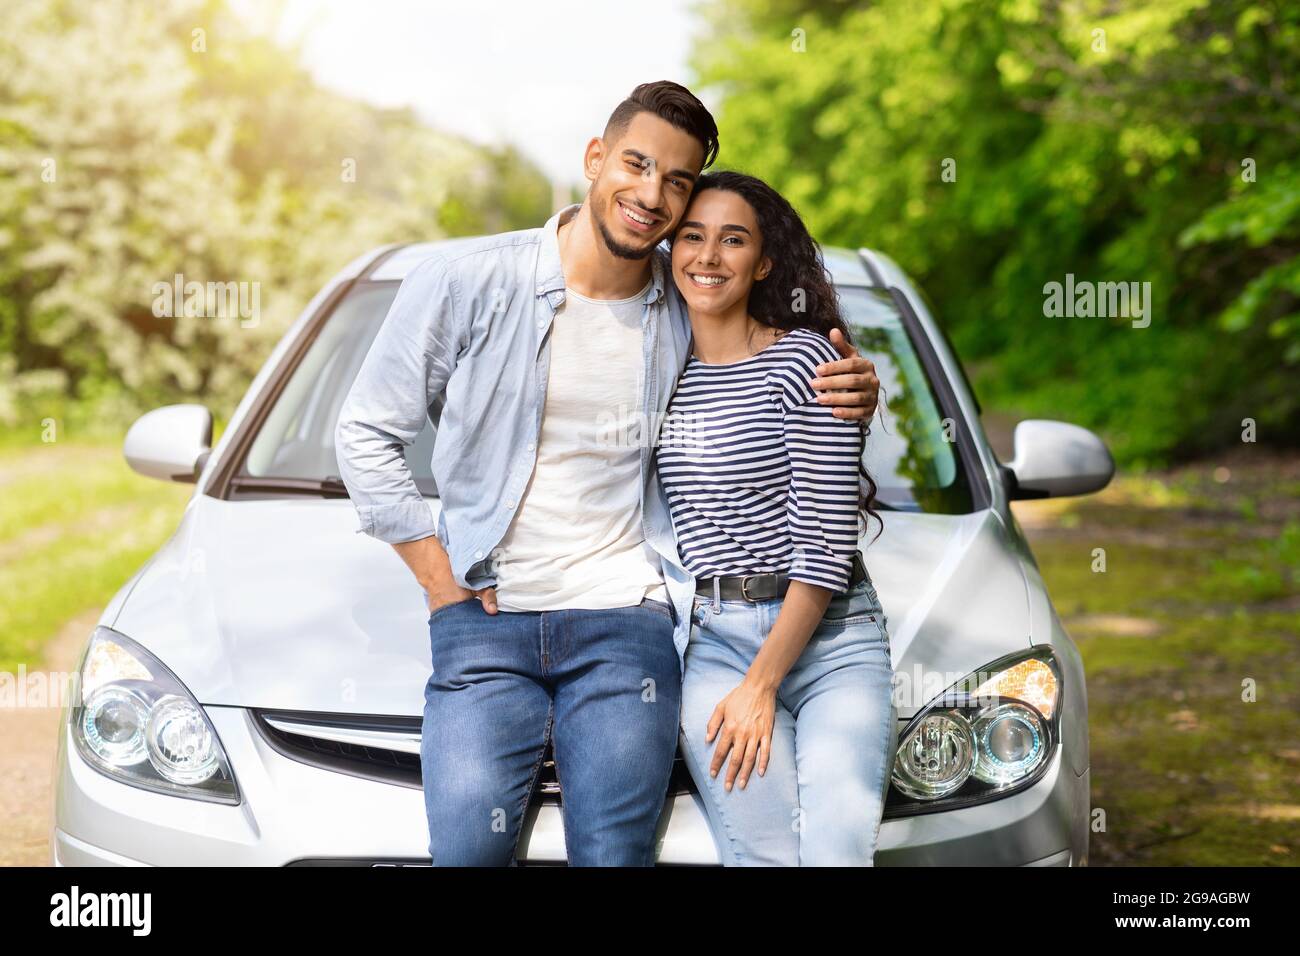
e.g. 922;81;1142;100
428;584;498;616
394;535;500;616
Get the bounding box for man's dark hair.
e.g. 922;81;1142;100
604;81;719;170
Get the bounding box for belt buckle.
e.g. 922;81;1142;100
740;575;761;602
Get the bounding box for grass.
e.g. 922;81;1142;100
1016;448;1300;866
0;436;192;673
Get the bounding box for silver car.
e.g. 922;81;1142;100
50;239;1112;866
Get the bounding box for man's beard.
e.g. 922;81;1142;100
593;194;659;260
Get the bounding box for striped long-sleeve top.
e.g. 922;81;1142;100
654;327;865;592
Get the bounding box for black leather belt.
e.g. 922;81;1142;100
696;552;867;602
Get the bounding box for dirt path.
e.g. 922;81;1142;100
0;609;99;866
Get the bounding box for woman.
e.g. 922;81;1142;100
655;171;896;866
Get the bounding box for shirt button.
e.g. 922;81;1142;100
537;320;546;330
526;442;536;452
474;550;484;559
506;499;517;509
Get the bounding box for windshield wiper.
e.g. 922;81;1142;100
228;475;351;497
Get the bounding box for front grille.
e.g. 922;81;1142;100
252;708;692;799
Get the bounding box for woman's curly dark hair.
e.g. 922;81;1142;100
672;169;883;544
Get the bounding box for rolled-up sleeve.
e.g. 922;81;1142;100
774;336;866;591
334;254;465;544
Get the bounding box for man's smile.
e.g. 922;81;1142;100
617;200;662;232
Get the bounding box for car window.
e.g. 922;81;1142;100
240;281;974;513
839;287;973;513
243;283;438;496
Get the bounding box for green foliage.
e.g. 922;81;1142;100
1207;518;1300;600
692;0;1300;464
0;0;552;431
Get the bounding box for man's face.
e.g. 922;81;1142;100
585;111;705;260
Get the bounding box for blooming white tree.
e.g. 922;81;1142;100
0;0;550;430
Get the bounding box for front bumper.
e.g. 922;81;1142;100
53;705;1088;866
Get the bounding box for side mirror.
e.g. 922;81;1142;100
123;404;213;483
1003;419;1114;500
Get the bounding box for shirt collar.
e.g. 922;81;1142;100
536;202;666;305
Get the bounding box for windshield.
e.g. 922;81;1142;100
239;281;974;512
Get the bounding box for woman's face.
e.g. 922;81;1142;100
671;188;771;315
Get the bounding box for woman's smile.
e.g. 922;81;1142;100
686;272;731;288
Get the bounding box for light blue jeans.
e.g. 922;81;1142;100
679;576;897;866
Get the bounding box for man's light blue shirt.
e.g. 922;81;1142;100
334;204;697;659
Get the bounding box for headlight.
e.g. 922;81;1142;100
972;702;1048;784
70;627;240;804
890;648;1060;811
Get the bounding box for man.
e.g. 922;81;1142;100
334;81;879;866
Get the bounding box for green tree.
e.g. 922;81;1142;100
692;0;1299;464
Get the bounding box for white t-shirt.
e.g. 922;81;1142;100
493;280;671;612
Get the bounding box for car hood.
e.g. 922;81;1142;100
107;494;1033;718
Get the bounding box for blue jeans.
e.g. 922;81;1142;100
420;595;681;865
679;577;897;866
